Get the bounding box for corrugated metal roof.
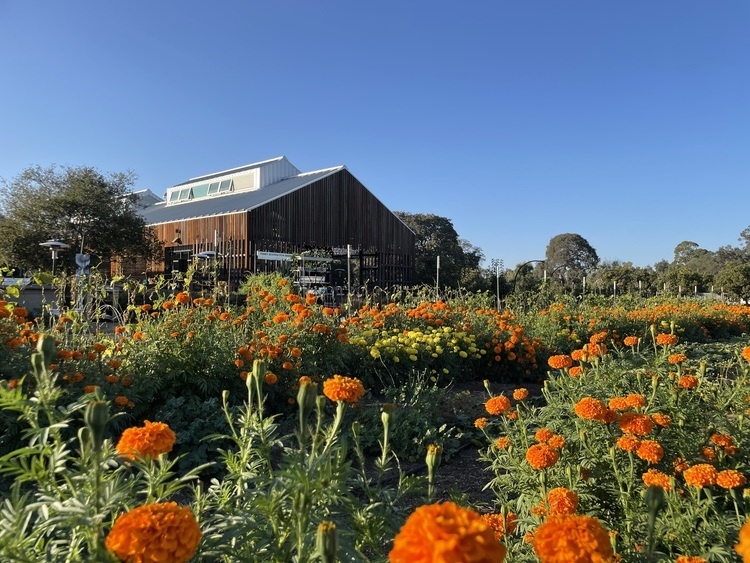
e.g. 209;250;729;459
140;166;344;225
172;156;289;187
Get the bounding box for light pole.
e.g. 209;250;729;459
39;240;70;276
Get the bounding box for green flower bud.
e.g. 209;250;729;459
316;521;338;563
84;400;109;453
426;444;442;484
36;333;56;367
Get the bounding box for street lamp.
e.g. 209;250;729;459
39;240;70;275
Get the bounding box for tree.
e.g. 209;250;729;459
715;262;750;303
544;233;599;291
0;165;158;272
394;212;484;289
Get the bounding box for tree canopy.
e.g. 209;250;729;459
0;165;158;272
544;233;599;290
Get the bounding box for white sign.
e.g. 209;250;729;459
257;251;293;261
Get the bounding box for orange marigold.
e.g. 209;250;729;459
115;420;176;461
642;468;671;491
526;443;559;470
548;434;566;450
535;428;554;443
656;333;679;346
570;349;585;361
389;501;506;563
608;397;630;412
679;376;699;389
573;397;607;421
623;336;639;347
548;355;573;370
532;514;613;563
742;346;750;363
736;518;750;562
175;292;191;305
106;502;201;563
569;366;583;377
485;395;511;415
322;375;365;403
495;436;511;450
676;557;708;563
547;487;578;515
717;469;747;489
636;440;664;464
513;388;529;401
651;413;671;427
474;417;488;429
264;372;278;385
668;353;688;365
710;433;734;448
626;394;646;409
617;435;641;452
618;412;653;436
481;512;518;540
683;464;718;488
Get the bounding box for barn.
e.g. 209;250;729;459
129;157;415;291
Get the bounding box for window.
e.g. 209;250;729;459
208;182;220;194
192;184;209;198
178;188;191;201
169;191;180;202
219;179;233;193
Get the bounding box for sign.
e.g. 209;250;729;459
257;251;293;261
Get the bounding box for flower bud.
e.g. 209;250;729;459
84;400;109;453
426;444;442;484
316;521;338;563
298;379;318;433
36;333;56;366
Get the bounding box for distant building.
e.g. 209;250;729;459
118;156;415;289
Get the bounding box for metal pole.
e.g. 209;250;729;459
347;244;352;314
436;255;440;300
496;264;500;311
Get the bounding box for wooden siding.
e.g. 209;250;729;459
146;169;415;287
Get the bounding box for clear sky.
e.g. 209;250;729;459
1;1;748;270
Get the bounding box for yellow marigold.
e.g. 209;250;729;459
115;420;176;461
547;487;578;515
106;502;201;563
617;435;641;452
322;375;365;403
474;418;488;429
618;412;653;436
573;397;607;421
651;413;671;427
679;376;699;389
623;336;639;347
668;353;688;365
636;440;664;464
548;355;573;370
535;428;554;443
656;333;679;346
676;557;708;563
683;464;718;488
717;469;747;489
389;501;506;563
736;518;750;562
513;388;529;401
495;436;511;450
485;395;511;415
548;434;566;450
481;512;518;540
742;346;750;363
526;443;559;470
642;468;672;491
532;514;613;563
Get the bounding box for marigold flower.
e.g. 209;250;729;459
106;502;201;563
642;468;671;491
668;353;688;365
495;436;511;450
570;349;585;361
485;395;511;415
617;435;641;452
161;301;175;310
532;514;613;563
683;464;718;488
547;487;578;515
717;469;747;489
548;355;573;370
526;443;559;470
175;292;191;305
736;518;750;562
513;388;529;401
322;375;365;403
389;501;506;562
264;372;278;385
115;420;176;461
623;336;639;347
656;333;679;346
481;512;518;540
710;433;734;448
114;395;129;406
608;397;630;411
573;397;607;421
651;413;671;427
569;366;583;377
535;428;554;443
636;440;664;464
742;347;750;363
676;557;708;563
679;376;699;389
474;417;488;429
548;434;566;450
626;394;646;409
618;412;653;436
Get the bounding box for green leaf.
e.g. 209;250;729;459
5;286;20;298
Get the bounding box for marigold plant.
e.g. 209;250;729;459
485;395;511;415
322;374;365;403
683;464;718;488
532;514;613;563
115;420;176;461
526;443;559;470
573;397;607;421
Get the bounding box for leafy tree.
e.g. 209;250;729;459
715;262;750;303
0;165;158;272
544;233;599;291
394;212;484;289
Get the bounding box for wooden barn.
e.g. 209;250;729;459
126;157;415;290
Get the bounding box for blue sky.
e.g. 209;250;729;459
1;1;748;270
